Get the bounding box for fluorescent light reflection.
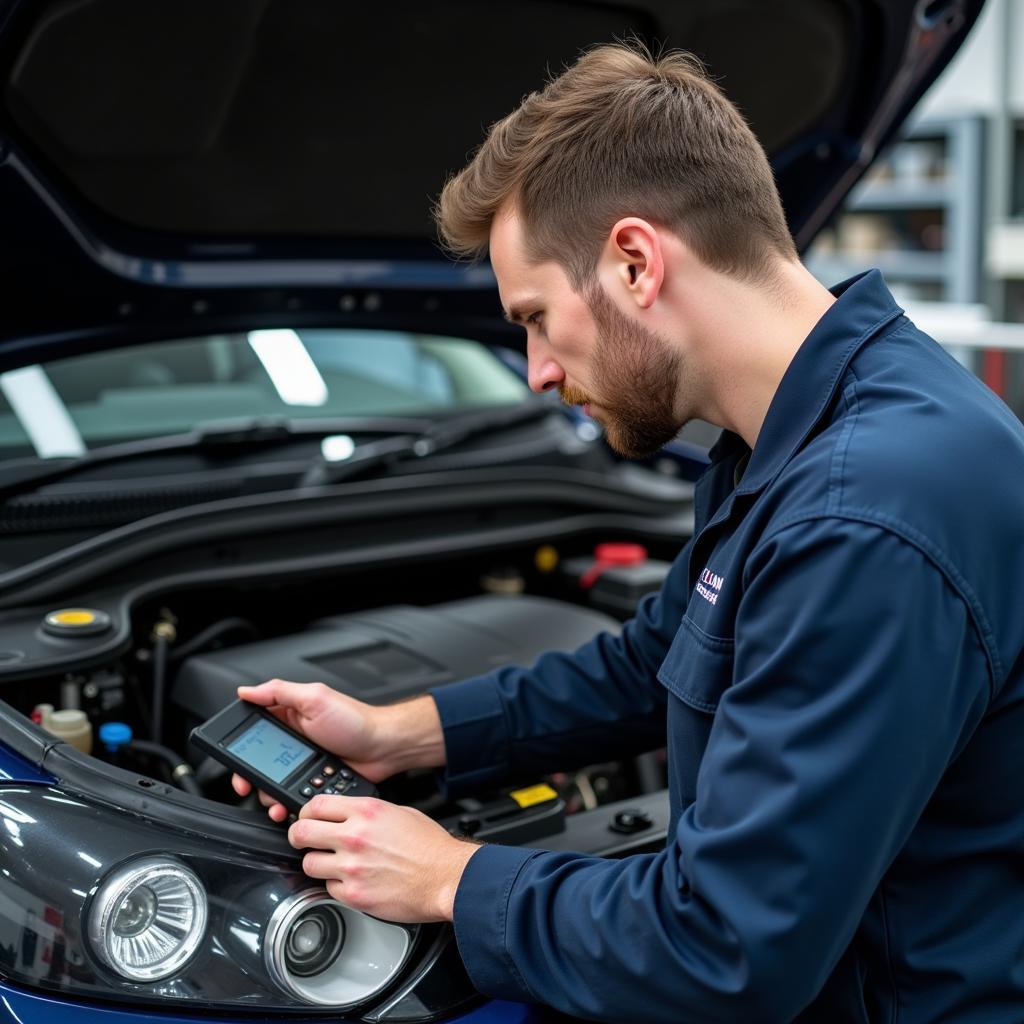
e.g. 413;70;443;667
42;795;87;808
228;924;260;955
248;330;328;406
2;995;26;1024
0;366;86;457
0;801;36;825
321;434;355;462
3;819;22;846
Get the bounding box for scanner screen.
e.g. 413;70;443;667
227;717;315;783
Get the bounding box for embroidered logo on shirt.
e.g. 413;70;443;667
696;567;725;606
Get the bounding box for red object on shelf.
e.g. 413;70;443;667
579;542;648;589
982;349;1007;399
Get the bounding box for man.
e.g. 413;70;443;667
233;44;1024;1022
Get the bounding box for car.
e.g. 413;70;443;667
0;1;985;1021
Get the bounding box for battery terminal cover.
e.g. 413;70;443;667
509;783;558;808
578;543;648;589
563;544;673;618
445;784;565;844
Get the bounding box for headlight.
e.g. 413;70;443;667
0;782;480;1018
265;889;409;1007
87;856;207;981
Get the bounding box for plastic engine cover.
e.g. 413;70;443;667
172;595;618;725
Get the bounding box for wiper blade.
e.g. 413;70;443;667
301;401;557;487
0;404;558;503
0;414;468;504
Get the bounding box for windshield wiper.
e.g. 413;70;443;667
300;401;558;487
0;404;555;504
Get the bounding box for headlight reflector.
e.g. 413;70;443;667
88;857;207;981
286;902;345;977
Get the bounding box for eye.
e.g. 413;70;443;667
525;312;544;328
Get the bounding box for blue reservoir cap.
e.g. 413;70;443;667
99;721;133;753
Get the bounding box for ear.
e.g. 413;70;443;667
601;218;664;310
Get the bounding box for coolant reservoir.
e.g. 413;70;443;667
34;704;93;754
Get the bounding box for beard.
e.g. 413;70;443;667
559;285;685;460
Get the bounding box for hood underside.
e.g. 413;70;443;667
0;0;984;353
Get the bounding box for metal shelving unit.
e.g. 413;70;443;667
806;116;985;304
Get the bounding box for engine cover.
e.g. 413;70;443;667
172;595;617;725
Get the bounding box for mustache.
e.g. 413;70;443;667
558;384;592;406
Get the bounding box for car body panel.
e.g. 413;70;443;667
0;740;52;783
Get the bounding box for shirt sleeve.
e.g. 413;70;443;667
451;518;992;1023
429;538;694;794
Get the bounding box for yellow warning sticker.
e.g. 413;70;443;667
509;784;558;808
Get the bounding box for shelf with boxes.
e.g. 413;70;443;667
806;116;984;305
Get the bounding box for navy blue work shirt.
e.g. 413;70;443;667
430;270;1024;1023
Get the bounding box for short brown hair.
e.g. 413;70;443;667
435;42;797;289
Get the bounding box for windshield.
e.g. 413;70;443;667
0;329;529;460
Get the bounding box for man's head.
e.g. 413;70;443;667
434;42;801;455
436;42;795;290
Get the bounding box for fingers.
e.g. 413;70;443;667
267;803;290;823
300;850;343;880
288;816;349;851
231;773;275;808
236;681;282;706
232;773;290;821
298;794;359;823
237;679;327;714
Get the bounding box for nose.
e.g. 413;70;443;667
526;333;565;394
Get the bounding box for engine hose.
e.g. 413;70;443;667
151;634;168;747
168;618;259;662
127;739;202;796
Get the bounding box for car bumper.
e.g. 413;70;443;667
0;979;541;1023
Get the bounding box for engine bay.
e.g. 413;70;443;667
0;527;681;1013
0;534;678;853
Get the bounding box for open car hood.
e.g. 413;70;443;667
0;0;984;359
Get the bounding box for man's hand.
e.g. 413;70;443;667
288;794;481;923
230;679;446;821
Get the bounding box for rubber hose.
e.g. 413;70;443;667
128;739;202;796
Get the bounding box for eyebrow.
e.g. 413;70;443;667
503;298;542;325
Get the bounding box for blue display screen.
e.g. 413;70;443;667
226;717;315;783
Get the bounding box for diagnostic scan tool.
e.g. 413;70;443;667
190;699;375;814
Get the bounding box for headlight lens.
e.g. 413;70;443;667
266;889;410;1007
88;856;207;981
285;902;345;977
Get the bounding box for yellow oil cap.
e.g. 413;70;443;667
43;608;112;637
534;545;559;573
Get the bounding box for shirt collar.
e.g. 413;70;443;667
720;268;905;495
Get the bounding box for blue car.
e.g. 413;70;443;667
0;0;983;1020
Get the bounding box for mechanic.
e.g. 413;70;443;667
233;44;1024;1023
